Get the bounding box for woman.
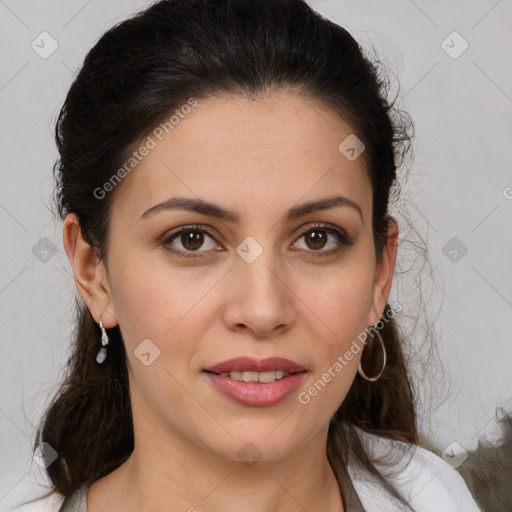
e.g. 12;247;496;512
19;0;482;510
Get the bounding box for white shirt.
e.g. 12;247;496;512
6;430;482;512
348;429;483;511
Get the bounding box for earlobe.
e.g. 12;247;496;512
368;218;399;325
63;213;118;328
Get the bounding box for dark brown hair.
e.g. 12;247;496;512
31;0;428;509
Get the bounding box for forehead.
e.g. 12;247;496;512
111;92;372;224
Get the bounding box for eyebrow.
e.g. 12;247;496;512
139;194;363;223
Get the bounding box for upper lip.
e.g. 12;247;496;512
204;356;307;374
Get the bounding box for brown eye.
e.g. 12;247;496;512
179;231;204;251
162;223;351;259
293;223;351;256
162;225;219;257
303;229;328;250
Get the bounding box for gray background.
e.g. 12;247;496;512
1;0;511;508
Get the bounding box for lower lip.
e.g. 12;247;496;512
204;372;307;407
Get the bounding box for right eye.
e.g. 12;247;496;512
162;225;222;258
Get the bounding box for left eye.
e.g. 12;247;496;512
292;224;348;254
162;223;349;258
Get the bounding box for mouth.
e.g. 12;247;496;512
203;368;303;384
203;355;307;382
202;356;307;406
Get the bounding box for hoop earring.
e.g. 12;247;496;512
96;320;110;365
358;327;386;382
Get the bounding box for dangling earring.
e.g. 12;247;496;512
358;326;386;382
96;320;109;364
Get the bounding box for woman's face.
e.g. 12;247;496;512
71;92;396;464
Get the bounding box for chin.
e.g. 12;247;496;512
202;427;305;464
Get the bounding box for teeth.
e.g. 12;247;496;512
218;369;289;383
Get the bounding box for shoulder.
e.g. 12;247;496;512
348;429;483;512
6;492;64;512
6;480;88;512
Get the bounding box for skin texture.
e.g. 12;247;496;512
63;91;398;512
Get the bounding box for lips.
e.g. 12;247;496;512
205;371;306;407
203;356;307;375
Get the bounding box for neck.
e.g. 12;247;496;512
87;407;344;512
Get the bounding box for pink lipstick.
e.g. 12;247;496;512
203;356;307;407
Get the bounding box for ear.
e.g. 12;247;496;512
368;217;399;326
63;213;118;328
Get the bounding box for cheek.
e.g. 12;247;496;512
108;248;221;365
297;281;372;421
308;264;375;343
109;247;177;330
110;259;217;418
299;263;375;414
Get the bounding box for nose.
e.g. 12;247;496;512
221;243;296;338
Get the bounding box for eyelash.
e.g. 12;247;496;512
162;223;352;259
